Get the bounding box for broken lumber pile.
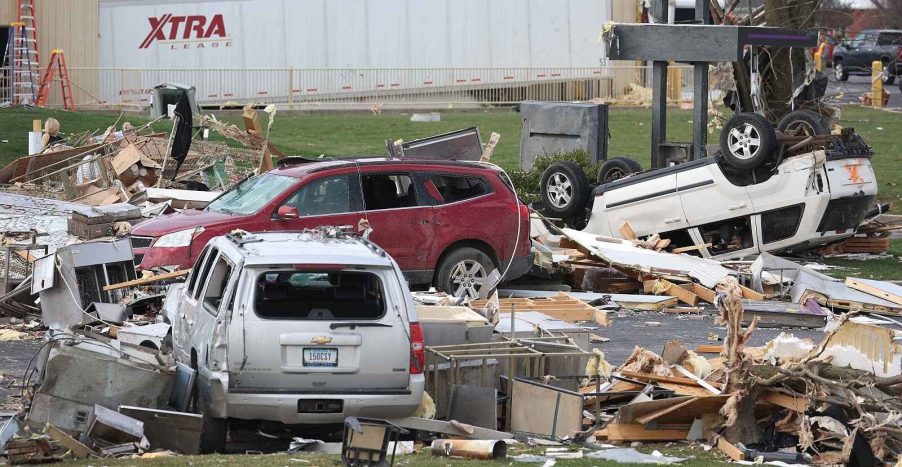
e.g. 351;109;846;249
469;292;610;326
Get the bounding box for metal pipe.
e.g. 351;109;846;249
430;439;507;459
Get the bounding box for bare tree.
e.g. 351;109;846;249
871;0;902;28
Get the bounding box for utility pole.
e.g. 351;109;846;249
692;0;710;160
650;0;668;169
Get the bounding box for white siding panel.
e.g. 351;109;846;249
487;0;532;68
447;0;491;68
406;0;450;68
528;0;571;67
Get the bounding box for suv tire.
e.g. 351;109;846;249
777;110;830;137
720;113;777;170
597;157;642;184
833;58;849;81
436;247;495;299
540;161;590;219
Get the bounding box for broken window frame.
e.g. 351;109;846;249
192;247;219;300
187;245;212;298
696;215;756;256
361;172;419;212
419;173;494;206
201;254;234;316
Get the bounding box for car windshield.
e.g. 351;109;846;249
206;173;296;216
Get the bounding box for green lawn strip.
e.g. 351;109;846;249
61;442;730;466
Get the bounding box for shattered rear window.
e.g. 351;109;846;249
254;270;385;320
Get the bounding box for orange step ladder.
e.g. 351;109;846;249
36;49;75;111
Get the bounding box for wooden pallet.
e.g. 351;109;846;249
820;236;890;254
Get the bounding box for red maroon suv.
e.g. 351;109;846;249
129;158;533;297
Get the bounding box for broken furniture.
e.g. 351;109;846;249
341;417;408;467
36;238;137;329
426;336;588;429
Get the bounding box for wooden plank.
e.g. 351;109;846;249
694;345;723;353
845;277;902;306
658;382;718;397
619;222;638;240
102;269;190;291
715;436;746;461
644;279;698;306
671;243;711;254
619;370;723;389
636;395;729;425
635;397;700;425
663;307;703;314
739;285;765;301
691;283;717;304
45;424;94;459
763;391;809;413
600;423;690;441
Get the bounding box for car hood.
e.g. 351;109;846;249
130;209;240;237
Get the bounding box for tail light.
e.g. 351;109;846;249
509;203;530;220
409;322;426;375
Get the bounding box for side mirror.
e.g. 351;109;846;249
823;36;838;46
277;205;299;219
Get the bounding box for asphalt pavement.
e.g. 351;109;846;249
826;71;902;108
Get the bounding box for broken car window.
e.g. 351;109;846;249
424;174;492;204
193;248;219;300
761;204;805;244
254;270;385;320
206;173;296;216
283;175;353;216
698;216;754;255
361;174;417;210
202;255;233;314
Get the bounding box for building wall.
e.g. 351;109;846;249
1;0;99;105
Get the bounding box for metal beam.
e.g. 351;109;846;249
650;0;668;169
692;0;711;160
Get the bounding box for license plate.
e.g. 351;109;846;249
303;348;338;367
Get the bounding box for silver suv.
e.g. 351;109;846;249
164;229;425;452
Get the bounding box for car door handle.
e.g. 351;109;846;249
729;203;747;210
664;217;682;224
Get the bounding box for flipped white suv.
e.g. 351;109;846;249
164;229;425;452
540;113;879;260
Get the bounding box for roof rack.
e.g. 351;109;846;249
276;156;332;168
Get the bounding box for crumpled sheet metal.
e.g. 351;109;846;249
562;228;734;288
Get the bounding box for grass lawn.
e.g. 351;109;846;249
818;238;902;281
0;105;898;201
64;442;730;466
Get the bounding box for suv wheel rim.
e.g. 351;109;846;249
727;123;761;160
546;172;573;208
450;260;487;298
606;167;626;181
835;63;843;79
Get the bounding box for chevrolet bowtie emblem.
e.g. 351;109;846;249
310;336;332;345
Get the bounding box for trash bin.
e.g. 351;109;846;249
152;83;200;118
341;417;408;467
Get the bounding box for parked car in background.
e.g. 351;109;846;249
130;158;532;298
831;29;902;84
166;230;425;452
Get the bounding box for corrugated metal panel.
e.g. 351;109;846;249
0;0;18;24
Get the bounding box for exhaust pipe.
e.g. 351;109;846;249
430;439;507;459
